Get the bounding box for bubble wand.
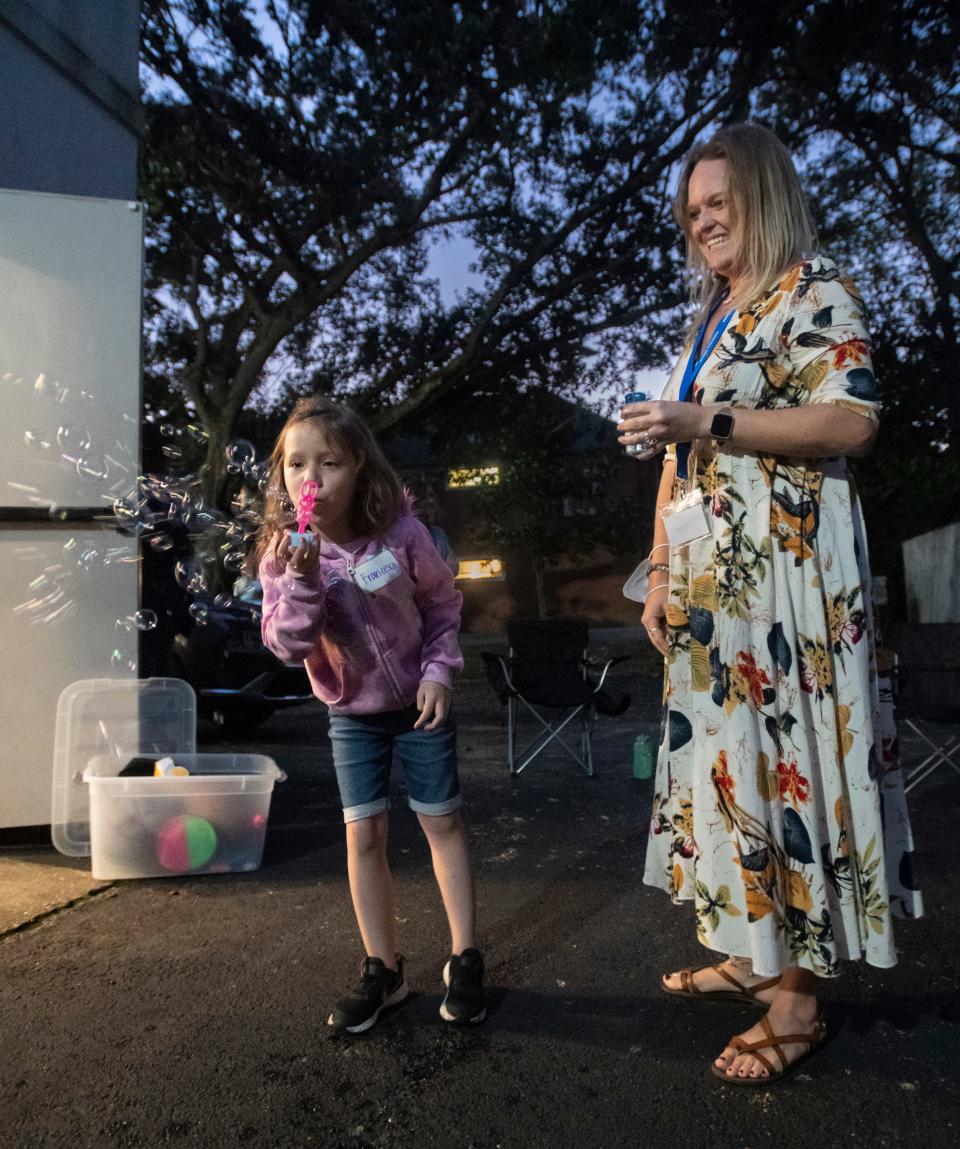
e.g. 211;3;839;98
289;479;318;547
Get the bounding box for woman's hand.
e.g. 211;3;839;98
414;681;451;730
617;399;709;453
277;529;320;576
641;584;670;657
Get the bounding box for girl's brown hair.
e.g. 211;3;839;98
672;122;818;330
252;396;404;567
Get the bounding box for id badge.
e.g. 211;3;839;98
352;548;402;594
660;489;712;546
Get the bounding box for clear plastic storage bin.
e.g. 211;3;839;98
52;679;285;880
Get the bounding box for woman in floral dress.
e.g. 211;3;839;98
618;123;921;1084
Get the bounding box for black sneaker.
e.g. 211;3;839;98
327;956;408;1034
440;948;486;1024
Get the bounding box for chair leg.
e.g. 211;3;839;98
507;695;516;775
903;719;960;793
581;706;596;777
514;702;591;774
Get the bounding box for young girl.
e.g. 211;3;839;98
255;396;485;1033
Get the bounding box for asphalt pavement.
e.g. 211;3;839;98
1;631;958;1149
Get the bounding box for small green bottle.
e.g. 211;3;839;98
632;733;655;780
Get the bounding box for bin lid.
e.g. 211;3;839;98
52;677;197;857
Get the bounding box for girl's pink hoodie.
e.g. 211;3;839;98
259;497;463;715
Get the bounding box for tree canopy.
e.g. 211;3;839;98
141;0;958;602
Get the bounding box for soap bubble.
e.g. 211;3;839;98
148;533;175;553
110;648;123;669
222;548;246;574
188;602;210;626
174;558;207;595
76;456;108;482
225;439;255;466
24;430;51;450
132;609;158;631
57;425;92;451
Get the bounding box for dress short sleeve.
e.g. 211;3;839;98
784;269;880;424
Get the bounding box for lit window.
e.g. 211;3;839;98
446;465;500;489
456;558;504;581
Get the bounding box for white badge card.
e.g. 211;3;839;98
353;549;403;593
660;489;712;546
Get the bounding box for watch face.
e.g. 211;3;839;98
711;411;735;439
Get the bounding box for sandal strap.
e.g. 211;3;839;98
712;966;781;997
731;1013;826;1074
679;968;698;994
727;1033;775;1075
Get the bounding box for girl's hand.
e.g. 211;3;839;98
617;399;710;452
414;681;451;730
277;529;320;576
641;585;669;657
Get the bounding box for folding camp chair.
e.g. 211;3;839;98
888;623;960;793
481;620;630;777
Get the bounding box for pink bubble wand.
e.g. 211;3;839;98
289;479;318;546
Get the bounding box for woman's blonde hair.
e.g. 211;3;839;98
673;122;818;328
252;396;404;567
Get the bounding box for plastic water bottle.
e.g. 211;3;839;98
632;733;655;780
623;391;662;460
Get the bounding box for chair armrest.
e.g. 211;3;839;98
480;651;515;703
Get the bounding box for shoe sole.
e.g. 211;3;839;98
440;959;486;1025
328;981;409;1035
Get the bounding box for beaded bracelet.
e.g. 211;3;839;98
648;562;670;575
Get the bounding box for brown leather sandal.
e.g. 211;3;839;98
661;964;781;1004
710;1012;827;1085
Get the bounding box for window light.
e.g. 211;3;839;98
456;558;504;581
446;465;500;489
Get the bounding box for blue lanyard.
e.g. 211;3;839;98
676;305;734;481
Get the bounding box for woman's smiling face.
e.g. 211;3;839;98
686;158;743;289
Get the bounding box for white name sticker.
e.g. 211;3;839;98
353;549;402;594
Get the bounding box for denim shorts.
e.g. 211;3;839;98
327;705;461;823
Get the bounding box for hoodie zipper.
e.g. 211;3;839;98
346;553;406;705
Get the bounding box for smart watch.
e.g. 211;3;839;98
710;408;735;441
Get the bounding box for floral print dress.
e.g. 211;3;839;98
643;256;922;978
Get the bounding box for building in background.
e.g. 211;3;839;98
383;392;657;632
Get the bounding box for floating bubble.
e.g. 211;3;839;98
110;648;123;669
186;423;210;443
76;456;108;482
175;558;207;595
213;593;233;609
162;444;183;460
159;423;176;438
225;439;256;466
57;425;92;451
115;617;133;633
112;494;141;529
148;533;175;553
226;462;242;474
222;549;246;574
188;602;210;626
24;430;51;450
77;547;100;571
132;609;158;631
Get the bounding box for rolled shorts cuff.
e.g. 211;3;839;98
343;797;391;824
408;794;462;817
